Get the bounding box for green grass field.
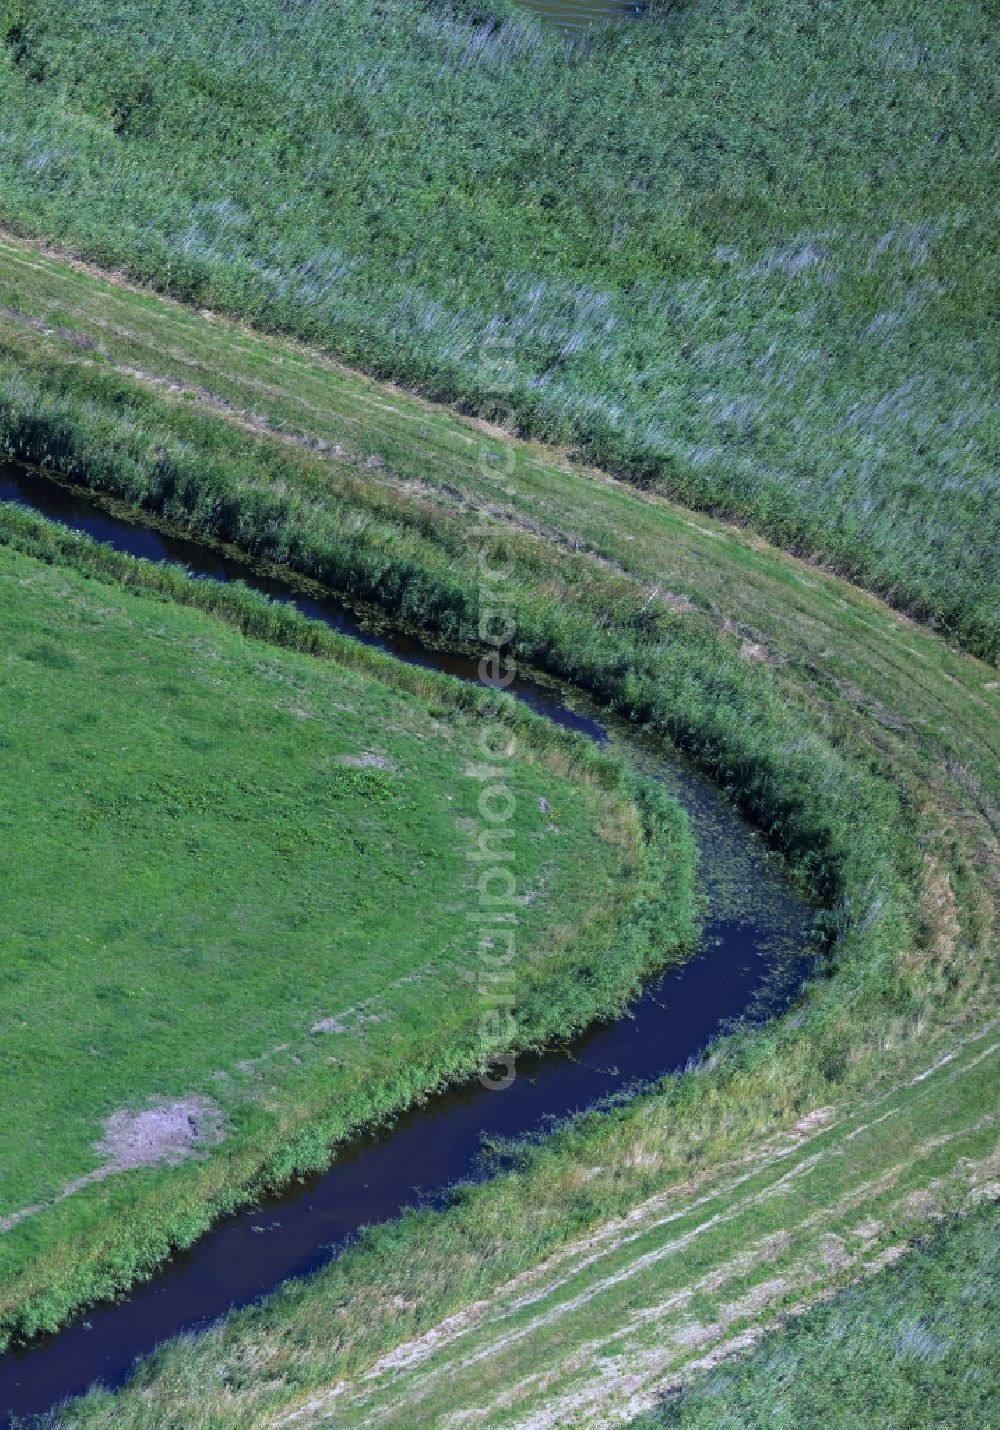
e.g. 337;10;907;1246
0;0;995;654
0;518;697;1349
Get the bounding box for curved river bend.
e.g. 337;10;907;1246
0;462;813;1424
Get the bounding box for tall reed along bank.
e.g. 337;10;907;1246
0;461;705;1353
0;0;995;656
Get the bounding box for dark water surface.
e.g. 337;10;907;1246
0;462;813;1423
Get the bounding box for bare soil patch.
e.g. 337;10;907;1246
1;1097;224;1234
95;1097;224;1173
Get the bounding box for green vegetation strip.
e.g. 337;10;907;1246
0;292;916;927
633;1200;999;1430
0;507;696;1349
0;0;995;655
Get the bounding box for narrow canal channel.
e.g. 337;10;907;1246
0;461;814;1423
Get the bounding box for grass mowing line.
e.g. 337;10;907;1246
515;1194;972;1429
0;232;542;487
431;1031;998;1335
0;278;668;613
0;229;996;760
301;1113;845;1395
0;297;344;456
299;1031;1000;1427
573;1150;1000;1420
0;289;651;594
0;231;996;702
0;510;698;1352
278;1023;999;1421
0;232;994;800
269;1028;1000;1427
629;1200;1000;1430
488;1184;930;1429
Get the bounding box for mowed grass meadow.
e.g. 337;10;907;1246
633;1205;1000;1430
0;0;995;654
0;523;696;1345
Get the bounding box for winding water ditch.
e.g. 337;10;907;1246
0;460;814;1422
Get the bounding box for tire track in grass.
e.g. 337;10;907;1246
354;1141;980;1429
271;1022;999;1427
500;1130;999;1429
280;1020;996;1423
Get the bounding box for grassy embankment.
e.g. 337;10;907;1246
70;1015;998;1427
0;503;697;1351
0;236;994;1423
0;0;995;655
632;1203;999;1430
